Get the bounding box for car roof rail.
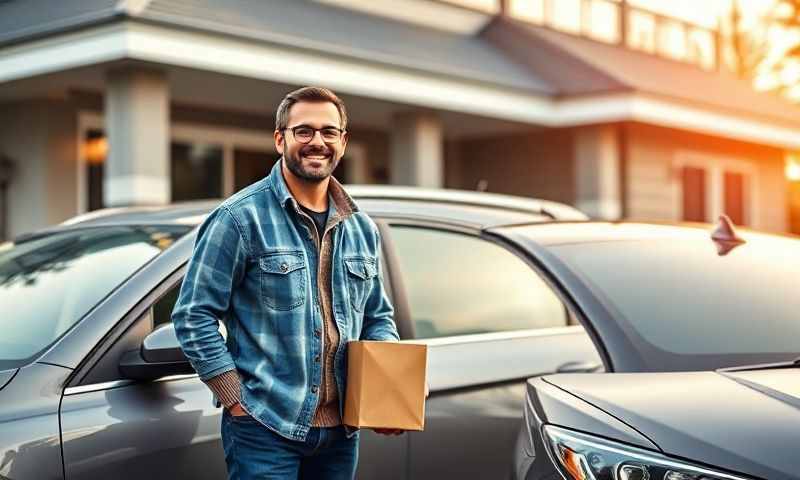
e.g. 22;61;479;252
344;185;588;221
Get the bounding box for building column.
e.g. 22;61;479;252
574;124;622;220
389;113;443;187
104;68;169;207
344;143;370;184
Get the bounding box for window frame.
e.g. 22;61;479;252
380;218;576;341
66;218;413;386
673;151;759;227
66;265;188;388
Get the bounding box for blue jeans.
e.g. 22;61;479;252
221;410;359;479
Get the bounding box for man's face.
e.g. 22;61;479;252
275;101;348;183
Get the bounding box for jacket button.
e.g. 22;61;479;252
314;329;321;338
314;355;321;362
311;385;319;394
280;263;289;273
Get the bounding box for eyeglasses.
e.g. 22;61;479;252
283;125;345;144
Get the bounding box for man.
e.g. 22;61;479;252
172;86;403;480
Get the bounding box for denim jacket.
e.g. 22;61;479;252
172;159;399;441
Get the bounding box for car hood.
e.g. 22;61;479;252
545;369;800;480
0;368;17;391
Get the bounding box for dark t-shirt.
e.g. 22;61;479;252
299;203;329;238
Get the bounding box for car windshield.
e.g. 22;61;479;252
0;225;191;370
549;231;800;364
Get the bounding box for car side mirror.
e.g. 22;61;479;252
119;323;195;381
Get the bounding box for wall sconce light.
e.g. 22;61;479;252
85;137;109;165
786;154;800;182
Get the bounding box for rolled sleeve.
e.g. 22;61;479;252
195;356;237;382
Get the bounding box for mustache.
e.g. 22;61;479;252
300;145;332;156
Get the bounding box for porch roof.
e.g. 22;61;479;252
484;17;800;126
1;0;799;147
0;0;551;94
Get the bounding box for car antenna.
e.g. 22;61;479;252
710;214;745;256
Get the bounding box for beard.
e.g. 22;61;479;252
284;144;341;183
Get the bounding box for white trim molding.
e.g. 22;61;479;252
315;0;495;34
3;21;800;149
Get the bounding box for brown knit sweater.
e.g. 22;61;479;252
300;202;342;427
202;177;356;428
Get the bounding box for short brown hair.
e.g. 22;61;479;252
275;86;348;131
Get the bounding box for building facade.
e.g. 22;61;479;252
1;0;799;239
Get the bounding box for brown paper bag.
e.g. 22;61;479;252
343;340;427;431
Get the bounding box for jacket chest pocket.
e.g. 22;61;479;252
344;256;378;312
259;251;307;310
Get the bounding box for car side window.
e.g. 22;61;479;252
389;225;568;339
153;284;180;328
153;278;227;339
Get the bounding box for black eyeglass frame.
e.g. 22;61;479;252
282;125;346;144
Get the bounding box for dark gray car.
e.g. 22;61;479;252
1;186;601;480
520;365;799;480
510;221;800;480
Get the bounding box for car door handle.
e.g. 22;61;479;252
556;361;602;373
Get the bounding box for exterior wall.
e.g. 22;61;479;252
0;100;78;238
574;124;622;219
76;94;393;188
624;123;787;232
790;180;800;234
448;129;575;204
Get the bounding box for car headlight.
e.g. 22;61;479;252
542;425;751;480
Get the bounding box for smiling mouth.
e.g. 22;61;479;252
302;154;330;165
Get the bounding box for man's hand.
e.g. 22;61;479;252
228;402;248;417
372;428;405;436
368;382;429;436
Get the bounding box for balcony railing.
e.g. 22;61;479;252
440;0;722;71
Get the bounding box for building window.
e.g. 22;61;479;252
234;148;279;192
586;0;620;43
550;0;582;34
681;166;706;222
627;8;656;53
657;19;687;61
677;156;753;227
509;0;545;23
509;0;717;69
170;142;223;202
724;172;746;226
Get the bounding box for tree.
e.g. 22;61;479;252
725;0;771;80
725;0;800;101
770;0;800;99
